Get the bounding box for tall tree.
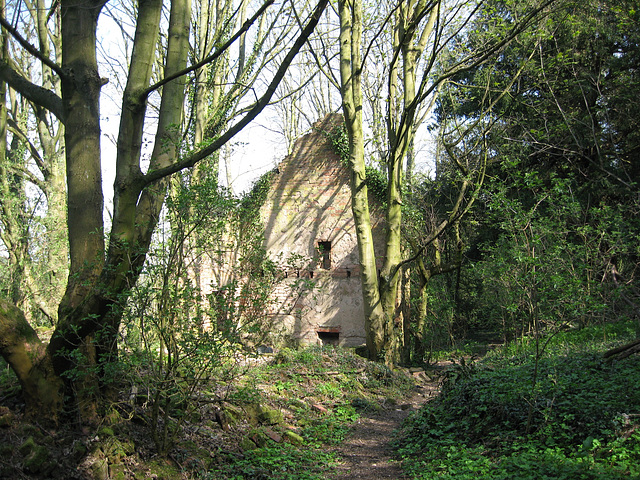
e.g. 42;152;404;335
442;0;640;341
339;0;386;360
339;0;555;363
0;0;67;325
0;0;329;423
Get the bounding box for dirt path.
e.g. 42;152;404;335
329;376;441;479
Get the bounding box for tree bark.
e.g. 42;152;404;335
0;300;63;422
339;0;387;361
58;0;106;315
0;0;67;326
0;16;29;318
604;339;640;362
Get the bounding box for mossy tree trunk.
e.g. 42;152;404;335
339;0;439;364
0;0;66;325
339;0;388;361
0;299;63;422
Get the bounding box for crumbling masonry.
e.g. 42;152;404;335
260;114;385;347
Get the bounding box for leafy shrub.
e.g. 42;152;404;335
397;326;640;479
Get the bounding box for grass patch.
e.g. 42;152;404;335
209;442;336;480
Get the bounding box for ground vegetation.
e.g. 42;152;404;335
397;321;640;479
0;346;414;479
0;0;638;476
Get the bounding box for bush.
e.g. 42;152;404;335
397;324;640;479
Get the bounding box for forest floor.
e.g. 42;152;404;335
0;350;453;479
329;368;443;480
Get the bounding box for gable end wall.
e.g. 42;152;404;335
261;114;385;347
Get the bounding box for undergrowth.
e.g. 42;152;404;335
0;346;415;479
209;442;336;480
396;321;640;479
208;346;414;479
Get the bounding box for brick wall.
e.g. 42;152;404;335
261;114;385;347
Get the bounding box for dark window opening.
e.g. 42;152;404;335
318;241;332;269
318;331;339;346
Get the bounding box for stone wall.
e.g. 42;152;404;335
261;114;385;347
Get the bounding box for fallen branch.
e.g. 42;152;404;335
298;368;366;376
603;339;640;362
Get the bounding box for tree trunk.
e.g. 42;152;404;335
604;339;640;362
83;0;192;399
0;0;66;326
0;300;63;423
103;0;193;362
338;0;441;365
35;0;67;323
0;21;32;319
378;1;440;364
58;0;106;315
413;262;431;363
379;143;406;364
339;0;387;361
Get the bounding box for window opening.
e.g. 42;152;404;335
318;241;332;269
318;331;339;346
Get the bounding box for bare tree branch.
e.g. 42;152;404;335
142;0;330;186
0;61;64;122
142;0;275;97
0;13;65;77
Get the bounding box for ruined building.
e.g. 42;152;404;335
259;114;385;347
